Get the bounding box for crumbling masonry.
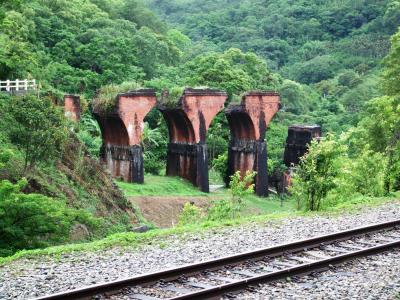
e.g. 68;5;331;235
64;95;81;122
92;89;281;195
283;125;322;167
226;92;281;197
93;89;157;183
160;88;227;192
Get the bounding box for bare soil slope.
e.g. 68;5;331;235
130;196;211;227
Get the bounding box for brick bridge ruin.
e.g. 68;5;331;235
88;88;281;196
226;92;280;196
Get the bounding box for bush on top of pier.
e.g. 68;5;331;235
92;81;144;113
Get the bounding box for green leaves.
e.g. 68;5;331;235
383;27;400;97
6;95;68;172
0;179;96;257
291;135;344;211
182;48;279;98
0;0;185;94
229;170;256;205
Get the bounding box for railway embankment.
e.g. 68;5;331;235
1;201;399;299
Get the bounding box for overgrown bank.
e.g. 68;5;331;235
0;192;398;266
0;94;137;257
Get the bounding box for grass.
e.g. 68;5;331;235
211;187;296;215
1;175;399;266
0;194;398;265
0;210;294;266
117;175;208;197
243;194;296;214
92;81;142;113
322;192;400;213
118;175;296;216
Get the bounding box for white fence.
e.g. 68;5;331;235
0;79;37;92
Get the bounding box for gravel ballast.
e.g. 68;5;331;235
0;202;399;299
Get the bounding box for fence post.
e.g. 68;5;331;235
24;79;28;90
6;80;10;92
15;79;19;91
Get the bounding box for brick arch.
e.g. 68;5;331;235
93;89;158;183
159;88;228;192
93;88;228;193
96;115;130;146
95;115;131;181
162;110;196;144
225;91;281;197
226;111;257;141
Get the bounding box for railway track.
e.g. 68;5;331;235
34;219;400;300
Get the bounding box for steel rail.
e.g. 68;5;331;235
33;219;400;300
169;240;400;300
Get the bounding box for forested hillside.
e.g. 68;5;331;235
148;0;398;76
145;0;400;169
0;0;183;97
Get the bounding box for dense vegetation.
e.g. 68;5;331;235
292;27;400;210
0;92;137;256
0;0;399;256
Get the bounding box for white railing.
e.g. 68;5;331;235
0;79;37;92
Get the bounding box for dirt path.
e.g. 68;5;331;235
130;196;212;228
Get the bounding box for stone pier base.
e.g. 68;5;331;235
166;142;209;192
100;144;144;183
226;92;281;197
226;139;268;196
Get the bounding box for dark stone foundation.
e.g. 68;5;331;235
167;142;209;193
226;139;268;196
283;125;322;167
255;140;268;197
101;144;144;183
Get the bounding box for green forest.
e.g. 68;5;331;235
0;0;400;257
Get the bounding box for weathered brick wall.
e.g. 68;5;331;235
161;88;227;192
93;88;283;196
64;95;81;122
283;125;322;167
94;89;157;183
226;92;281;197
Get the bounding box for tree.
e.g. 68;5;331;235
291;135;343;211
183;48;280;97
359;27;400;193
383;27;400;97
279;80;309;114
337;70;361;88
360;96;400;193
7;95;68;172
212;152;228;181
290;55;340;84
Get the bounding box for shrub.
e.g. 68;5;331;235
160;86;185;108
291;135;343;211
212;152;228;182
229;170;256;217
206;199;234;221
178;202;203;226
92;81;142;113
230;170;256;205
142;122;166;175
0;179;97;257
77;113;102;158
144;153;164;175
350;150;386;197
